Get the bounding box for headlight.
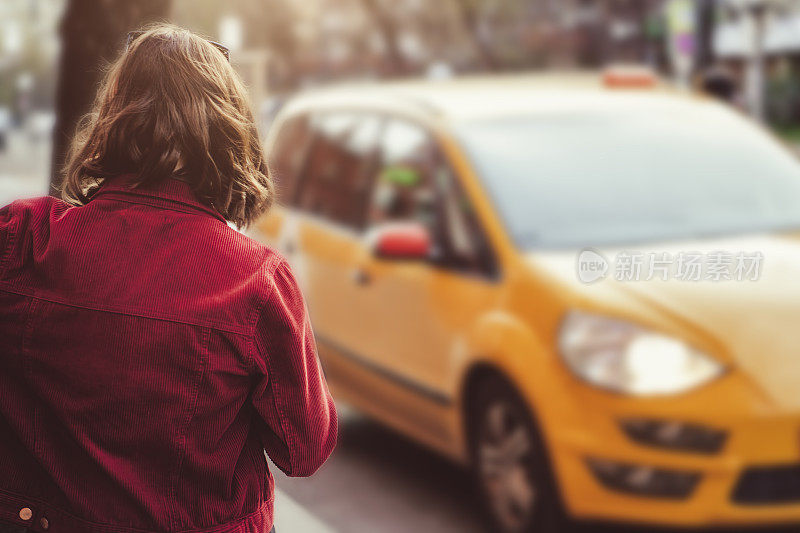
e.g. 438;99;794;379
558;311;724;395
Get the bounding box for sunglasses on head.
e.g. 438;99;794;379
125;31;230;61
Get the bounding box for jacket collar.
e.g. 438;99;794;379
92;174;227;223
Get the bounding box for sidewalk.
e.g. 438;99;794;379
274;489;334;533
0;129;50;206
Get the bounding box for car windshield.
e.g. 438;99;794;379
458;99;800;249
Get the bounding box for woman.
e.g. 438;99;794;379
0;25;337;533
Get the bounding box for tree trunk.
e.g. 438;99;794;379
360;0;409;77
452;0;499;72
50;0;171;194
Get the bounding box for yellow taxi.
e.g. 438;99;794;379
252;70;800;532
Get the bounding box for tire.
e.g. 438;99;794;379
467;374;571;533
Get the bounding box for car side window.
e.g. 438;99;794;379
296;113;381;229
368;118;496;277
268;114;313;204
367;120;439;230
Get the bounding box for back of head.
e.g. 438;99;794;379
63;24;273;227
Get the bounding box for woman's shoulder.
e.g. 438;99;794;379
214;227;302;314
213;222;291;279
0;195;71;239
0;196;71;277
2;195;71;217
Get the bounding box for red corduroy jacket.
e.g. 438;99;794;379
0;176;337;533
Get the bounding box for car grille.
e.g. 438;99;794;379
732;464;800;505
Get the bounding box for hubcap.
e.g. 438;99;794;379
478;401;536;532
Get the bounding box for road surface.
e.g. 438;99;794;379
272;405;799;533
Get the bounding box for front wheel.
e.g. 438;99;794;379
468;374;570;533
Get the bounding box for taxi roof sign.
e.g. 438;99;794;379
602;65;659;89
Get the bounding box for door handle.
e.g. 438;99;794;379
351;267;371;286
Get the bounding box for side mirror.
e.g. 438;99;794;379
367;221;431;261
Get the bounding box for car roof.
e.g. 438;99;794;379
280;71;708;123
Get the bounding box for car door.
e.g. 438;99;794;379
253;112;313;276
255;110;379;328
284;111;386;364
332;117;499;446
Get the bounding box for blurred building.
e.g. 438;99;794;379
0;0;64;121
714;0;800;126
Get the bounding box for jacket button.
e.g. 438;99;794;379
18;507;32;521
40;517;50;530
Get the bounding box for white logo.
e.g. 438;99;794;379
577;248;609;284
574;249;763;283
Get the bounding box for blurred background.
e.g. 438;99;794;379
3;0;800;201
4;1;800;532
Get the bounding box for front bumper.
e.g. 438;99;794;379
544;372;800;527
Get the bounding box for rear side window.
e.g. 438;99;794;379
296;113;382;229
268;114;312;204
